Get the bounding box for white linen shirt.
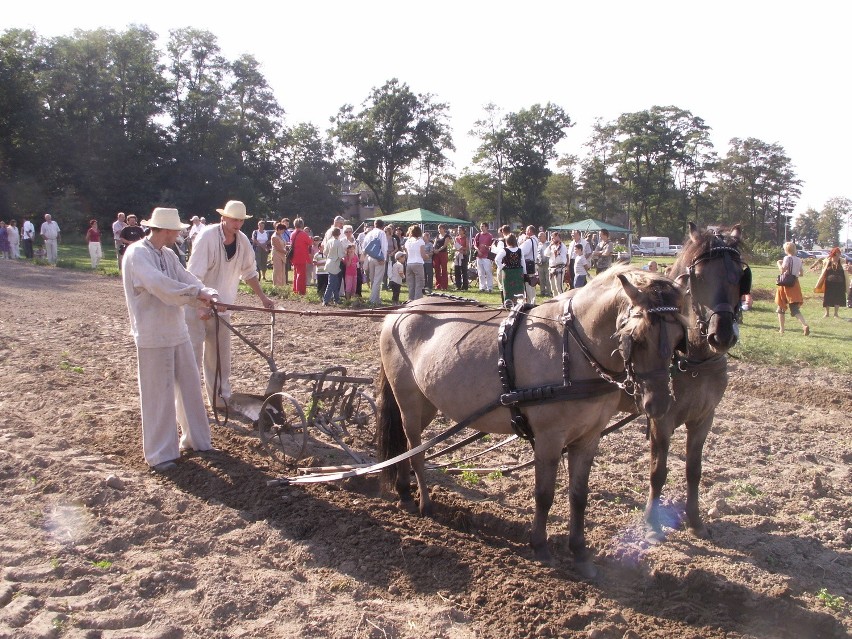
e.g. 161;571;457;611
22;220;35;240
122;238;215;348
187;223;257;305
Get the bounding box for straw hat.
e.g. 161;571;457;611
216;200;252;220
142;208;188;230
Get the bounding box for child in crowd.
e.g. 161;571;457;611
343;243;359;300
389;251;406;303
573;243;590;288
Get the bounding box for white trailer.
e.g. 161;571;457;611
639;236;670;255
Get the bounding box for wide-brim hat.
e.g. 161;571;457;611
216;200;252;220
142;207;188;230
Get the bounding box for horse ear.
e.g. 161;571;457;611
617;273;643;306
688;222;700;243
730;224;742;241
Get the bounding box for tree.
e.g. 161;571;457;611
331;78;452;215
470;103;509;227
544;155;580;223
818;197;849;247
792;207;819;249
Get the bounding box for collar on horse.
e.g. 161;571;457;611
496;297;680;445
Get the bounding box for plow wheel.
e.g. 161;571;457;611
344;391;378;445
257;392;308;465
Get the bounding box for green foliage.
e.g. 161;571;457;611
731;480;762;498
816;588;846;611
459;470;481;485
91;559;113;569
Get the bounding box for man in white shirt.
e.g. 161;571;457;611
363;219;388;305
40;214;61;264
121;207;219;471
22;217;35;259
519;225;540;304
323;215;346;252
186;200;275;409
112;212;126;263
186;215;205;256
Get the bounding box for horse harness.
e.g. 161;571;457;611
677;242;751;339
497;297;681;446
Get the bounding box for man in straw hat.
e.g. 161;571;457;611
186;200;275;409
121;207;221;472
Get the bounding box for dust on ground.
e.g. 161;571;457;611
1;259;850;638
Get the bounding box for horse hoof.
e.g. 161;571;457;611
398;499;418;514
419;502;434;518
574;560;598;580
644;529;665;544
532;545;554;566
689;523;710;539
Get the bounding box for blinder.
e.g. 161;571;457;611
739;264;752;297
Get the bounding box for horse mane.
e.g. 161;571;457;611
588;264;685;342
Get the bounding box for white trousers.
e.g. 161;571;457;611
45;238;58;264
88;241;102;268
137;341;211;466
186;309;232;407
476;257;493;291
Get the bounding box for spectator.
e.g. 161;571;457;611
645;260;659;272
120;207;219;472
186;215;205;257
548;232;568;295
494;233;524;307
251;220;272;281
119;214;146;265
572;243;591;288
186;200;275;409
432;224;452;290
40;214;61;265
7;220;20;259
112;212;127;265
85;219;102;269
323;215;346;251
775;241;809;336
364;219;388;305
0;221;9;259
389;251;406;303
21;217;35;259
404;224;428;301
288;218;313;295
271;222;289;287
322;227;345;306
537;232;551;296
519;225;539;304
453;226;470;291
343;243;359;300
422;232;434;292
592;229;613;274
815;247;847;317
473;222;494;292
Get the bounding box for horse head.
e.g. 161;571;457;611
615;272;687;419
671;223;749;354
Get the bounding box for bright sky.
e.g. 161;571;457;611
6;0;851;236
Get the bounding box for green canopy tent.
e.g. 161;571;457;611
364;208;475;228
548;218;631;235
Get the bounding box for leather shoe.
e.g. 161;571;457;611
151;461;178;472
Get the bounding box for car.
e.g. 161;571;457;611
663;245;682;256
796;250;814;259
630;245;651;256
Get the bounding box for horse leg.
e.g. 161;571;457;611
566;438;599;579
401;409;436;517
644;418;672;543
530;445;561;565
684;414;713;538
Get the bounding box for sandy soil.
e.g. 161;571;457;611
0;258;850;639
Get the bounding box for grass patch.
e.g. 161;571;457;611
91;560;113;569
732;480;762;498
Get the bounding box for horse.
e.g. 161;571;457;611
376;265;687;577
640;223;750;541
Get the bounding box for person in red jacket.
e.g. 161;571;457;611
289;217;314;294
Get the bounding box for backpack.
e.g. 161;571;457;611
364;235;384;260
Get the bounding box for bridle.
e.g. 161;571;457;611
674;242;751;340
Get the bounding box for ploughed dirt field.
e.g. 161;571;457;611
1;258;850;639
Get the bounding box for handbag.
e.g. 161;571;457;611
776;271;796;287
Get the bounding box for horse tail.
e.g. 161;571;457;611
376;361;405;490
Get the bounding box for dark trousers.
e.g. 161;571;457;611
390;282;401;303
23;239;33;259
454;257;469;290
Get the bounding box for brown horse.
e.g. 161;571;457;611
376;266;686;577
640;223;749;540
